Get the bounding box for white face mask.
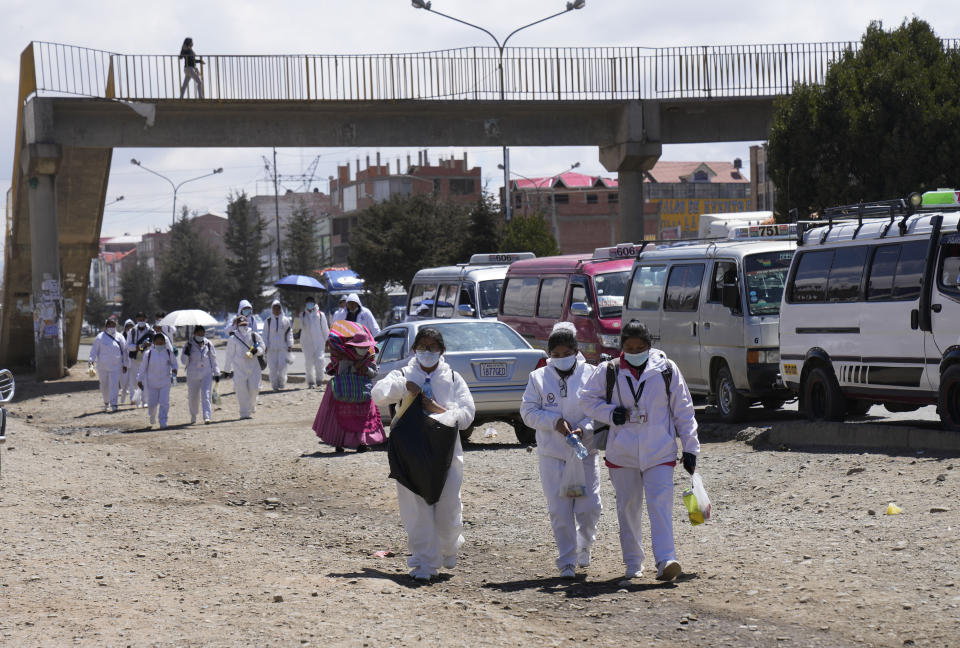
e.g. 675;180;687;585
238;325;249;333
354;347;369;357
416;350;441;368
105;327;116;335
624;350;650;367
193;335;204;343
306;303;316;311
550;354;577;372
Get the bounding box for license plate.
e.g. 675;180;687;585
479;363;507;378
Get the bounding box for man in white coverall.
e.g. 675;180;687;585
343;293;380;336
331;297;347;323
181;324;220;424
88;318;129;412
222;315;264;419
126;313;153;408
298;296;329;389
262;299;293;391
137;332;178;428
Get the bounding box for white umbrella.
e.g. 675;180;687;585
160;309;218;328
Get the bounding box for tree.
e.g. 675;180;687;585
85;290;112;327
768;19;960;219
499;212;560;257
156;208;227;312
349;193;469;288
119;259;157;322
224;191;270;311
458;194;502;260
282;201;323;276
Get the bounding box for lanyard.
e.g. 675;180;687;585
624;375;646;408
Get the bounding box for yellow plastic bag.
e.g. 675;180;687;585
682;473;711;525
885;502;902;515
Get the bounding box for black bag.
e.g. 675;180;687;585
387;394;458;505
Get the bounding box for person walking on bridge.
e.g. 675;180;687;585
179;37;204;99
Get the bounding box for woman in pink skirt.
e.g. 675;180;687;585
313;320;385;453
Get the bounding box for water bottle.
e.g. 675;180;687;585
422;378;434;401
566;433;589;460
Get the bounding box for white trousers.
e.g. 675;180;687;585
608;463;676;571
303;344;325;387
538;453;603;570
396;445;464;576
180;66;203;98
146;383;171;426
98;367;123;407
234;371;260;418
187;374;213;421
266;349;288;390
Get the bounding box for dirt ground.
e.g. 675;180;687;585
1;371;958;647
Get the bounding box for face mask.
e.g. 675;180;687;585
194;335;204;343
241;308;252;316
137;322;146;329
550;354;577;372
306;303;316;311
155;342;166;350
238;325;249;333
354;347;369;358
624;350;649;367
105;327;116;335
416;350;441;367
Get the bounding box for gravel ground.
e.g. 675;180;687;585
1;372;958;647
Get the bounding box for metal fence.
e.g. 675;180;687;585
26;40;960;102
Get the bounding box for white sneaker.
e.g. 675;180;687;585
190;417;196;425
409;567;434;582
577;549;591;568
655;560;681;582
442;555;457;569
559;564;576;579
104;404;111;413
624;565;644;579
203;418;211;425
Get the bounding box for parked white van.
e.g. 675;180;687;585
778;190;960;431
406;253;535;321
698;211;774;239
621;224;796;421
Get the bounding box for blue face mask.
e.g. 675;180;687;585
623;350;649;367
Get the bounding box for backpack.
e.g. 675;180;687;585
592;357;674;451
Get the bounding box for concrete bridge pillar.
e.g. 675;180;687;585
599;101;663;243
22;142;66;380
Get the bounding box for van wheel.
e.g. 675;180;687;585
938;365;960;432
715;364;749;422
846;399;873;417
513;419;537;445
803;367;846;422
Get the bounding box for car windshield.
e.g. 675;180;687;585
477;280;502;317
744;250;793;315
593;271;630;318
429;322;529;352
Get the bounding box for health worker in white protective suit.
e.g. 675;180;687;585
298;296;329;389
342;293;380;336
579;319;700;583
262;300;293;391
119;319;135;403
372;327;476;581
520;321;603;579
137;332;179;428
126;313;153;408
181;324;220;424
227;299;260;335
88;318;129;412
330;297;347;324
222;315;264;419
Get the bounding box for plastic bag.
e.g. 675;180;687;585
286;352;295;366
88;365;97;378
558;455;587;498
682;473;711;525
387;393;458;505
131;387;142;406
211;382;221;405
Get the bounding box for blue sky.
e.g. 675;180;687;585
2;0;959;237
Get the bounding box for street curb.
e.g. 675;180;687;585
758;421;960;454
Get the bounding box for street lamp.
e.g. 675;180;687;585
499;162;580;244
130;159;224;226
412;1;586;221
104;195;125;208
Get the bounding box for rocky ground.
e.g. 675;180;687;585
1;371;958;647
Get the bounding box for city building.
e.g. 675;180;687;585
643;160;751;236
250;191;337;281
749;144;777;213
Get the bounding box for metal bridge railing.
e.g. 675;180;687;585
25;40;960;102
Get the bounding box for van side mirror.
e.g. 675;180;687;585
721;282;741;312
457;303;476;317
570;302;592;317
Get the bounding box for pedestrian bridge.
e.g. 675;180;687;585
3;39;952;377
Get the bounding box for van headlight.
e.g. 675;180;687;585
599;334;620;349
747;348;779;364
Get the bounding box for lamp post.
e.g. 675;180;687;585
411;0;586;222
130;159;224;226
498;162;579;246
104;195;125;208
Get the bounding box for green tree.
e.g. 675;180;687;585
349;193;469;288
119;259;157;322
224;191;270;310
156;208;227;312
282;201;322;276
458;194;502;260
84;290;112;327
499;212;559;257
768;19;960;219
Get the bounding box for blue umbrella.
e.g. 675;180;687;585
275;274;326;291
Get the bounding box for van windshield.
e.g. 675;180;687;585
744;251;793;315
594;271;630;318
478;280;502;317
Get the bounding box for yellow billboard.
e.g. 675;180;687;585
651;198;752;233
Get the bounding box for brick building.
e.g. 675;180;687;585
250;191;337;281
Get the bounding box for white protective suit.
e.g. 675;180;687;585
298;303;329;388
262;300;294;390
520;355;603;571
89;328;129;409
342;293;380;336
372;356;475;579
181;336;220;423
119;321;135;403
331;305;347;323
578;348;700;573
126;322;154;407
137;344;178;427
227;299;260;335
223;325;264;419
